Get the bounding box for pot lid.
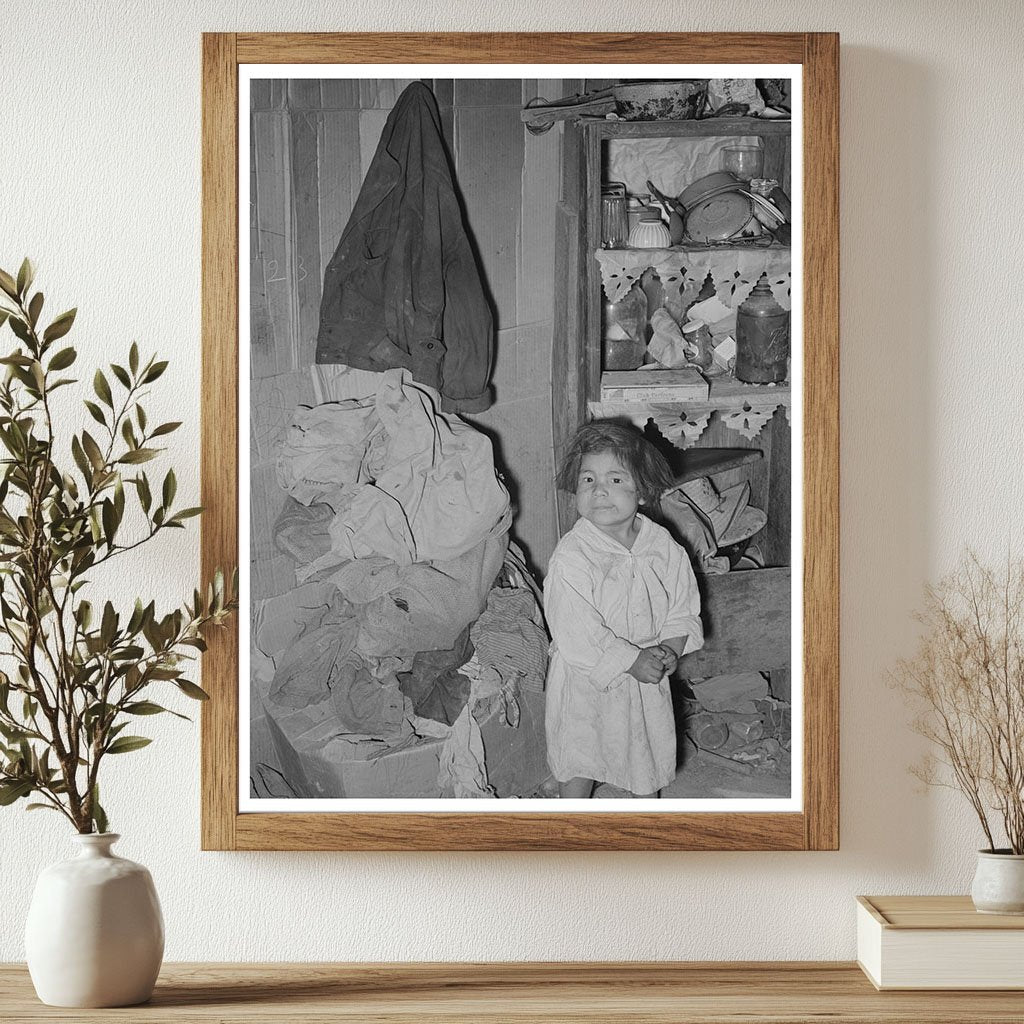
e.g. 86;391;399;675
685;192;753;242
678;171;742;210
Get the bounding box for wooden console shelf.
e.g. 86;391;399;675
2;962;1023;1022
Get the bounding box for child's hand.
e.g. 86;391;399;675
655;644;679;677
627;647;668;685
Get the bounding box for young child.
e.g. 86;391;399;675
544;421;704;798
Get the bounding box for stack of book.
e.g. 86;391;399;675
857;895;1024;990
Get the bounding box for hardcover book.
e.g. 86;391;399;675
857;895;1024;990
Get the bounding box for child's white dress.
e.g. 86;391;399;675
543;514;704;794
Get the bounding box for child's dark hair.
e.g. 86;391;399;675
556;421;675;507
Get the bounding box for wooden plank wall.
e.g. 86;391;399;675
458;79;562;575
249;78;562;600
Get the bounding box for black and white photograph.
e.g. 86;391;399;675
242;66;801;812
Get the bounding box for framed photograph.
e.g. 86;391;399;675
201;32;838;850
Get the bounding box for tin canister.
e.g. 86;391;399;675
735;274;789;383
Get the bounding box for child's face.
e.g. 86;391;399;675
575;450;641;540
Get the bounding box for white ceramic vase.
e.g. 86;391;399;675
25;833;164;1007
970;849;1024;915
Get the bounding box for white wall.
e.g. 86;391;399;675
1;0;1022;962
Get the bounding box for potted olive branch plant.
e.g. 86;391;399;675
0;259;236;1007
895;551;1024;914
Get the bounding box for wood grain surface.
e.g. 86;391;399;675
3;962;1023;1023
201;32;840;851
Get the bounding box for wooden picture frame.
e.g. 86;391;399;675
201;32;839;851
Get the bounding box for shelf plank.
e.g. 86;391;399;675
583;116;792;139
664;446;763;485
2;962;1021;1022
599;243;790;254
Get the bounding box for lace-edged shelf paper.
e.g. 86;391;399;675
596;247;791;312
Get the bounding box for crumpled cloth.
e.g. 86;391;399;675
343;531;508;657
277;368;511;570
397;624;474;726
275;397;386;506
269;526;507;662
659;489;731;575
470;587;548;694
274;498;334;572
437;700;495;798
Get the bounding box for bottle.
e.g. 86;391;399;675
626;193;651;236
735;274;789;383
603;283;648;370
628;208;672;249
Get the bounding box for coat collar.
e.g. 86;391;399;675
573;513;652;554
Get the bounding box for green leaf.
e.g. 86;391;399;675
16;258;34;298
162;468;176;509
110;363;131;389
8;316;31;345
91;785;108;834
81;431;104;471
114;475;125;521
118;448;157;465
136;473;152;513
0;779;33;805
0;268;18;300
129;342;139;375
71;435;92;482
168;507;202;524
136;404;147;432
121;418;137;449
27;292;43;328
0;352;32;366
105;735;152;755
142;360;168;383
47;346;77;371
93;369;113;408
26;802;61;813
100;601;117;647
42;308;76;344
101;498;117;546
149;421;181;438
175;679;210;701
124;700;172;716
83;400;106;427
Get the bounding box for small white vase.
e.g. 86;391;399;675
25;833;164;1007
971;849;1024;915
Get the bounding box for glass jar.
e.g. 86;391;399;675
601;182;629;249
603;283;648;370
681;319;714;369
628;208;671;249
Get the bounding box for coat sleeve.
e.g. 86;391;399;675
543;551;640;691
658;540;705;656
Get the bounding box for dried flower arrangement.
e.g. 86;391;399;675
894;552;1024;854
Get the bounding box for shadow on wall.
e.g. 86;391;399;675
837;48;936;867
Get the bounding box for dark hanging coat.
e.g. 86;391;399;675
315;82;494;413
